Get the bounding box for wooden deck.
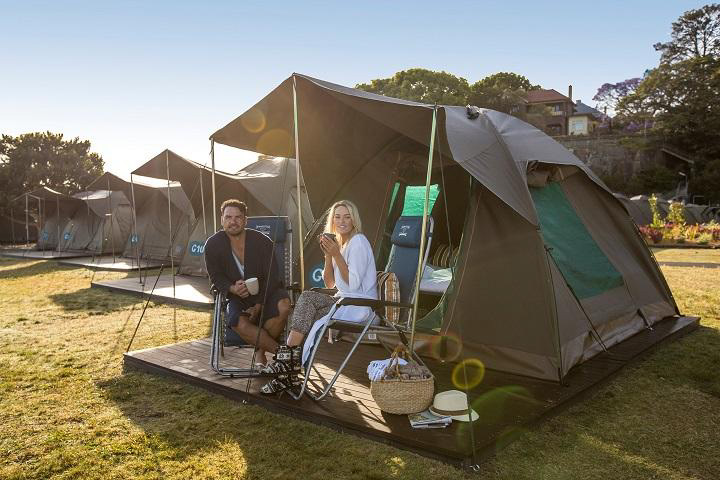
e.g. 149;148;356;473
58;256;165;271
92;274;213;308
124;315;698;466
0;249;87;259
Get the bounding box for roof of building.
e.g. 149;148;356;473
573;100;605;118
526;89;572;103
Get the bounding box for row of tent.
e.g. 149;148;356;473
8;152;313;273
614;194;720;226
1;73;700;385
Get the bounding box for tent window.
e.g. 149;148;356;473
531;182;624;299
401;185;439;216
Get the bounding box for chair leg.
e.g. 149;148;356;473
289;318;376;401
210;293;273;379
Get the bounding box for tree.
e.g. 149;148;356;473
355;68;471;105
0;132;104;215
616;55;720;201
468;72;539;114
592;78;642;115
653;4;720;63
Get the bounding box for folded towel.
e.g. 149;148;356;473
367;357;407;382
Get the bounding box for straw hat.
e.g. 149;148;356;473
429;390;478;422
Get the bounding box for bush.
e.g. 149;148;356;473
637;221;720;246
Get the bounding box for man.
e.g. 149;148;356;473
204;199;290;366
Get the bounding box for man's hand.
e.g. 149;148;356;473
246;304;262;322
230;280;250;298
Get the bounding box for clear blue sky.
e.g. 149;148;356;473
1;0;708;176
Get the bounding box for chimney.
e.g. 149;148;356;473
568;85;573;101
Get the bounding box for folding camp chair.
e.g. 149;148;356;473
210;216;294;377
288;216;434;400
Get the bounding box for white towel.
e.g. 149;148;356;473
367;357;407;382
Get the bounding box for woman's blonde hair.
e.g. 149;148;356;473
324;200;362;238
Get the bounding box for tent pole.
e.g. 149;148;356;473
199;164;207;237
210;140;217;234
55;195;60;252
409;106;437;354
85;189;90;257
39;197;44;252
10;207;16;244
166;150;176;297
130;174;142;281
292;75;305;291
108;176;115;262
25;194;29;246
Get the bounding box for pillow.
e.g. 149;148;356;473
377;271;400;324
390;216;424;248
432;244;447;266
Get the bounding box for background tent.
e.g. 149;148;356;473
178;156;313;276
132;150;313;277
210;73;681;382
57;189;133;255
122;180;194;263
14;187;82;250
0;210;37;244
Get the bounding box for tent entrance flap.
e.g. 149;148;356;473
530;182;623;300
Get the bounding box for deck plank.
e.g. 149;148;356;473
124;315;699;466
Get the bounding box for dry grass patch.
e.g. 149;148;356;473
651;247;720;264
0;257;718;479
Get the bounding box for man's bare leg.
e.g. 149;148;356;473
231;318;278;363
263;298;291;341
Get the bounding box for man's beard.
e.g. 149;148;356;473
225;225;244;237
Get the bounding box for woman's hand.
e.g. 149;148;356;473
319;235;340;258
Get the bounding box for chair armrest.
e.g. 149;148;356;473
336;297;414;310
311;287;338;295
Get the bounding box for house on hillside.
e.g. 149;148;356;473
568;100;606;135
525;86;609;136
525;88;574;136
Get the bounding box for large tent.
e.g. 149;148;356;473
13;187;83;250
122;181;194;263
56;176;134;256
210;73;682;382
132;149;313;277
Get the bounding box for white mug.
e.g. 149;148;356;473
245;277;259;296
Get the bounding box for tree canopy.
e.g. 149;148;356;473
592;78;642;115
356;69;541;117
468;72;539;114
355;68;471;105
653;3;720;63
594;4;720;202
0;132;104;215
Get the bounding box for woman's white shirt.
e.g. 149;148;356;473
332;233;377;305
302;233;377;365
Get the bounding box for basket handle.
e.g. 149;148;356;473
387;344;409;377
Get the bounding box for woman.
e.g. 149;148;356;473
261;200;377;394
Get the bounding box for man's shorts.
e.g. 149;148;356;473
226;288;290;328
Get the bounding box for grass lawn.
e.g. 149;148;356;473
651;247;720;264
0;255;718;479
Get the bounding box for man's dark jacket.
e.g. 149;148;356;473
204;228;283;304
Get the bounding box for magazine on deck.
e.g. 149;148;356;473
408;409;452;428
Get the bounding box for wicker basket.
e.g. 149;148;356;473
370;346;434;415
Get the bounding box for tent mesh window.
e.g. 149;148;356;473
530;182;624;299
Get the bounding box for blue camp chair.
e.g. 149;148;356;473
210;216;294;377
288;216;434;401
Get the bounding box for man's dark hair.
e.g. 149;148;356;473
220;199;247;216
